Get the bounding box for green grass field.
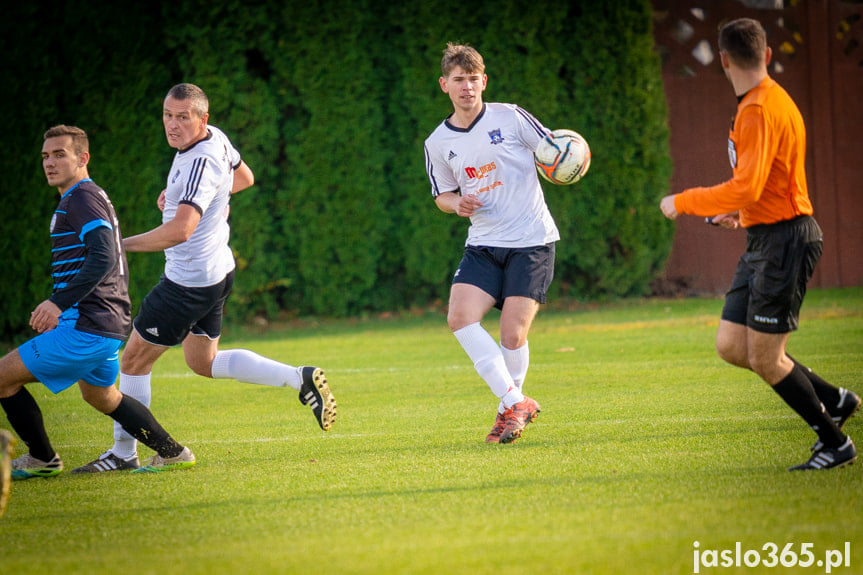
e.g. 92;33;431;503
2;289;861;574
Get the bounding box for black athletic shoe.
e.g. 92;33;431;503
790;437;856;471
810;388;860;452
298;367;337;431
71;451;140;473
832;388;861;429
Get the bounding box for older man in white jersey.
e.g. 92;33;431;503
424;44;561;444
74;84;337;473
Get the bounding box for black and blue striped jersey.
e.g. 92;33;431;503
48;179;131;340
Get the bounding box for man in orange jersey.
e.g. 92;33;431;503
660;18;858;471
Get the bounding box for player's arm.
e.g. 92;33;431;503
672;110;770;218
435;190;483;218
123;203;202;253
31;226;116;333
426;143;480;217
231;160;254;194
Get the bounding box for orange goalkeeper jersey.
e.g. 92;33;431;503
674;76;812;228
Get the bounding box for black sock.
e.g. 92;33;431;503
0;387;56;462
108;394;184;459
787;355;841;411
772;364;845;448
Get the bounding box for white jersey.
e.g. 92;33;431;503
424;103;560;248
162;125;241;287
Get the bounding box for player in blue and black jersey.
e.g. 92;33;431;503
0;125;195;479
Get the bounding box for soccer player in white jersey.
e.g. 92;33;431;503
74;84;336;473
424;44;559;444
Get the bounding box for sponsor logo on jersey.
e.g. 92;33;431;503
171;169;181;184
727;138;737;168
464;162;496;179
465;162;501;193
753;315;778;325
488;129;504;145
447;150;457;160
146;326;160;337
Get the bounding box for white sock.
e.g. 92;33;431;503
453;323;521;406
211;349;302;390
498;342;529;413
501;341;529;390
112;373;151;460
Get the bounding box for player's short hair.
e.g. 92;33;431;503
441;43;485;77
43;125;89;156
166;83;209;118
718;18;767;70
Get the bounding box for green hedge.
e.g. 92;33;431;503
1;0;671;343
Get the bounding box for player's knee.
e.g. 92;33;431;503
500;332;527;350
746;353;777;380
120;349;149;375
715;339;733;363
80;385;120;414
185;356;214;378
0;382;23;400
447;311;473;333
716;338;747;368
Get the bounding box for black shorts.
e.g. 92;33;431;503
453;243;555;309
721;216;822;334
133;271;234;346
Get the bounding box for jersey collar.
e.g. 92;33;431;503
61;178;93;196
178;128;214;155
444;103;486;133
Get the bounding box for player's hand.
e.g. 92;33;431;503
456;194;483;218
708;212;740;229
157;189;167;212
659;195;678;220
29;300;61;333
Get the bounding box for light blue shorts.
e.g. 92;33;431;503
18;321;124;394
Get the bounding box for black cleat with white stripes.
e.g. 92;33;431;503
790;437;856;471
298;367;337;432
71;451;140;473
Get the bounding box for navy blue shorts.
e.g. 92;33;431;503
721;216;822;334
452;243;555;309
134;271;234;346
18;317;123;394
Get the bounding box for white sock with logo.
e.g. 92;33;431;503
112;373;151;460
453;323;523;408
211;349;302;390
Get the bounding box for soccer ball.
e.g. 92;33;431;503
534;129;591;185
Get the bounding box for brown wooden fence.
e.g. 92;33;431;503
652;0;863;293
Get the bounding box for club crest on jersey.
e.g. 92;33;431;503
488;129;504;145
727;138;737;168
